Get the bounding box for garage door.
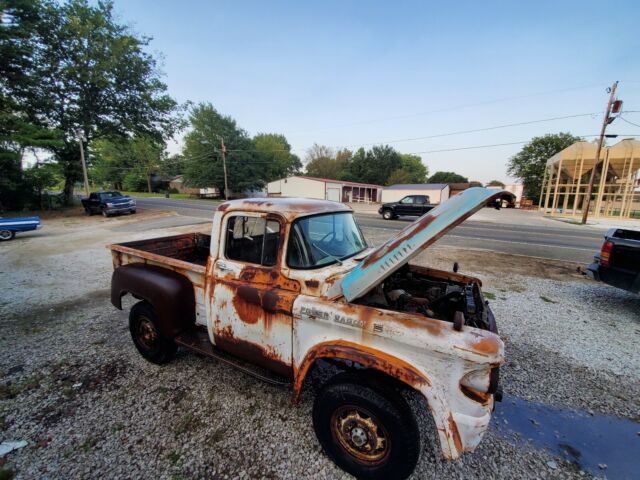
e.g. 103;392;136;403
326;187;341;202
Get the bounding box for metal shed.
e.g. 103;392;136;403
266;176;382;203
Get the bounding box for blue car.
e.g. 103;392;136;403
0;216;42;241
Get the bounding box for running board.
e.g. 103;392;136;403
174;328;291;387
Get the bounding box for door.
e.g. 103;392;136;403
414;195;430;215
209;213;296;378
88;193;99;212
327;187;341;202
397;195;415;215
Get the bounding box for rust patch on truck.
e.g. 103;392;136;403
305;279;320;288
293;340;431;402
447;413;463;453
214;326;292;378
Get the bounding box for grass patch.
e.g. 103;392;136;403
167;450;181;466
80;435;98;453
483;292;496;301
174;412;202;436
539;295;557;304
0;467;16;480
120;191;211;200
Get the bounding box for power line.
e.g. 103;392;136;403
619;116;640;128
284;82;610;134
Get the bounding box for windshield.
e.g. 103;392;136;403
287;212;367;268
100;192;123;200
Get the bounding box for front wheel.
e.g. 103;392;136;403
382;210;394;220
0;230;15;241
129;301;176;364
313;373;420;480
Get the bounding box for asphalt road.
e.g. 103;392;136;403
133;197;604;263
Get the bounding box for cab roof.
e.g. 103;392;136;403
216;197;351;218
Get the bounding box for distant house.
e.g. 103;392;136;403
267;176;382;203
169;175;200;195
382;184;450;204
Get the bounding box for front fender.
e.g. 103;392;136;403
111;263;195;338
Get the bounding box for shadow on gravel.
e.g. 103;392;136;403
493;394;640;479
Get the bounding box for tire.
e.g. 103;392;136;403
129;301;176;364
382;210;394;220
313;372;420;480
102;208;110;217
130;209;136;214
0;230;15;241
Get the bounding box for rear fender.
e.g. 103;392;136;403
111;263;195;338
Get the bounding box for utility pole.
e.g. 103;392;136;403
581;81;618;224
216;134;229;200
76;128;90;197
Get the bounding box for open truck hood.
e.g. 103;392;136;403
341;187;514;302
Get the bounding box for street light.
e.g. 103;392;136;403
76;128;90;197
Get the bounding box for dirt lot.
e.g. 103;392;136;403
1;209;639;479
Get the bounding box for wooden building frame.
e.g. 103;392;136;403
539;139;640;219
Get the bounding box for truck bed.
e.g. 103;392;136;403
110;232;211;272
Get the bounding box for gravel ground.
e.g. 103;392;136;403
1;212;639;479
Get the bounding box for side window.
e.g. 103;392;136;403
415;195;427;204
225;216;280;266
400;196;414;204
89;193;97;200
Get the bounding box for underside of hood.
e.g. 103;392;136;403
340;188;514;302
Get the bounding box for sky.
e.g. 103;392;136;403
111;0;640;184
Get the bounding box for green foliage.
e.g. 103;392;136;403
428;171;469;183
507;132;581;203
486;179;505;187
182;103;262;194
349;145;402;185
1;0;180;203
387;154;428;185
91;135;164;192
254;133;302;182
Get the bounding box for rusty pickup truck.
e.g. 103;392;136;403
109;187;512;480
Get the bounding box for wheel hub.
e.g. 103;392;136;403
137;316;158;350
331;406;389;464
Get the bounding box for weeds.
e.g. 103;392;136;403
539;295;557;303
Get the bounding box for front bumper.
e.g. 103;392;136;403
105;205;136;214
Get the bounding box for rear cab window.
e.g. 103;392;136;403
225;215;280;266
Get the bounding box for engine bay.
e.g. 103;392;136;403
355;264;496;331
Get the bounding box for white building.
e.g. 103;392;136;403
267;176;382;203
382;184;450;204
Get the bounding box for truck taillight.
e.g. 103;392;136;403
600;240;614;266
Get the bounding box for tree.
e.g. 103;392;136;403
305;144;336;178
387;154;428;185
254;133;301;182
428;171;468;183
182;103;262;194
486;180;505;188
347;145;402;185
5;0;180;203
507;132;581;203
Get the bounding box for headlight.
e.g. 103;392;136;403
106;202;114;207
130;199;136;206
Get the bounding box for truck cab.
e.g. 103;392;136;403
109;188;512;480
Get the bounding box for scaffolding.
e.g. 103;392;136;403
540;139;640;219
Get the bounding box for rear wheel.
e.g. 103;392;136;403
0;230;15;241
382;209;394;220
129;301;176;364
313;372;420;480
84;207;93;216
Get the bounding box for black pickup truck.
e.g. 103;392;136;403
587;228;640;294
81;191;136;217
379;195;437;220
